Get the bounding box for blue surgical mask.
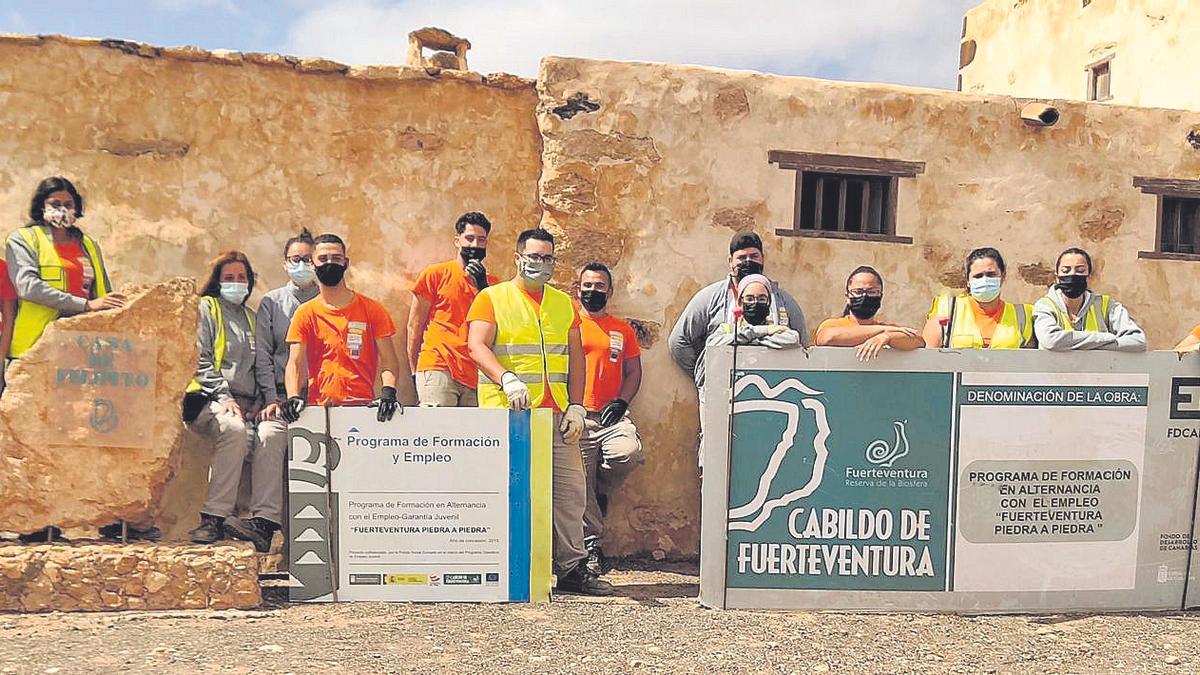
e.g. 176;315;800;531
286;260;316;286
968;276;1002;303
220;282;249;304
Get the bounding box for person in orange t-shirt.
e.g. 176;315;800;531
575;262;644;575
814;266;923;361
406;212;499;407
282;233;401;424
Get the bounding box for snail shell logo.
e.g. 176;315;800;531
865;420;909;468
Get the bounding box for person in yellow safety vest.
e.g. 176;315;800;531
465;227;614;597
6;176;126;544
184;251;275;550
921;247;1035;350
1033;247;1146;352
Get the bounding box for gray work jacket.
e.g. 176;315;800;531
255;281;319;402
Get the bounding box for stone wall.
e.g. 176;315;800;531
960;0;1200;110
537;56;1200;556
0;542;260;611
4;35;1200;559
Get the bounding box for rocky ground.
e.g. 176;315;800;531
2;561;1200;674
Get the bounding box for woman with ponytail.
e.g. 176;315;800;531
815;266;923;361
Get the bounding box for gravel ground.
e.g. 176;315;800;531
3;562;1200;674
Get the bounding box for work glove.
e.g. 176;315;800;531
464;260;489;290
598;398;628;428
500;371;531;411
369;386;401;422
281;396;307;424
560;403;587;444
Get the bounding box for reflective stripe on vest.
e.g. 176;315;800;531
930;292;1033;349
186;296;256;394
10;225;110;358
1037;293;1112;333
477;281;573;410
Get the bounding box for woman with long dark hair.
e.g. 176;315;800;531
184;250;267;547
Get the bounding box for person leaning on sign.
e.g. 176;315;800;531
815;266;923;361
1033;247;1146;352
920;247;1035;349
465;227;614;596
280;233;401;424
406;211;499;407
705;274;804;350
6;176;126;544
185;251;274;548
575;261;645;576
220;228;320;552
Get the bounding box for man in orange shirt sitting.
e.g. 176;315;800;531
575;262;644;575
406;212;499;407
281;233;401;423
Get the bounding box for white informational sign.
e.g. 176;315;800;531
288;406;552;603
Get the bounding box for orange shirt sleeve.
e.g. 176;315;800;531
466;291;496;325
369;299;397;338
286;305;310;344
412;264;440;303
1191;324;1200;341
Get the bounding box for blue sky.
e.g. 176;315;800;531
0;1;980;89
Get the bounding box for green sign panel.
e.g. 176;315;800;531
725;369;953;591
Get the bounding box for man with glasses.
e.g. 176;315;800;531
668;231;807;464
465;227;613;596
281;233;401;424
406;212;499;407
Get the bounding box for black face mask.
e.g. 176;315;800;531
734;259;764;282
742;301;770;326
315;262;347;287
848;295;882;320
579;290;608;312
460;246;487;263
1055;274;1088;299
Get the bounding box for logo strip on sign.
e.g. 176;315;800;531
507;410;531;602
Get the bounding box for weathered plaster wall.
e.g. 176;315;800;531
0;35;542;539
960;0;1200;110
538;56;1200;556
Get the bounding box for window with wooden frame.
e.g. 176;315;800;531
1087;56;1112;102
769;150;924;243
1134;177;1200;261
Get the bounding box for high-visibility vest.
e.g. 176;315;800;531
477;281;572;410
186;295;256;394
10;225;110;357
929;292;1033;349
1036;293;1112;333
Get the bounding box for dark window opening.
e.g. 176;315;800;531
1134;177;1200;261
1088;59;1112;101
769;150;922;244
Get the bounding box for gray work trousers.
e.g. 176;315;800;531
579;413;644;541
552;412;588;574
188;399;285;525
416;370;479;407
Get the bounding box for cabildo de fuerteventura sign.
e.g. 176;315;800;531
700;346;1200;613
288;406;553;603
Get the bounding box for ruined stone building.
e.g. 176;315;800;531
961;0;1200;110
1;6;1199;557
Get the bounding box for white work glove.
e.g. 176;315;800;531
560;403;587;444
500;371;531;411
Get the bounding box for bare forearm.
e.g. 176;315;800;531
378;338;399;390
888;333;925;351
815;324;889;346
405;300;430;372
619;359;641;403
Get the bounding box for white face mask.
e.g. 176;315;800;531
286;260;316;286
220;282;249;304
43;205;76;229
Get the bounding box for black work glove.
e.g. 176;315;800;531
369;386;401;422
464;259;489;290
281;396;307;424
598;398;629;427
